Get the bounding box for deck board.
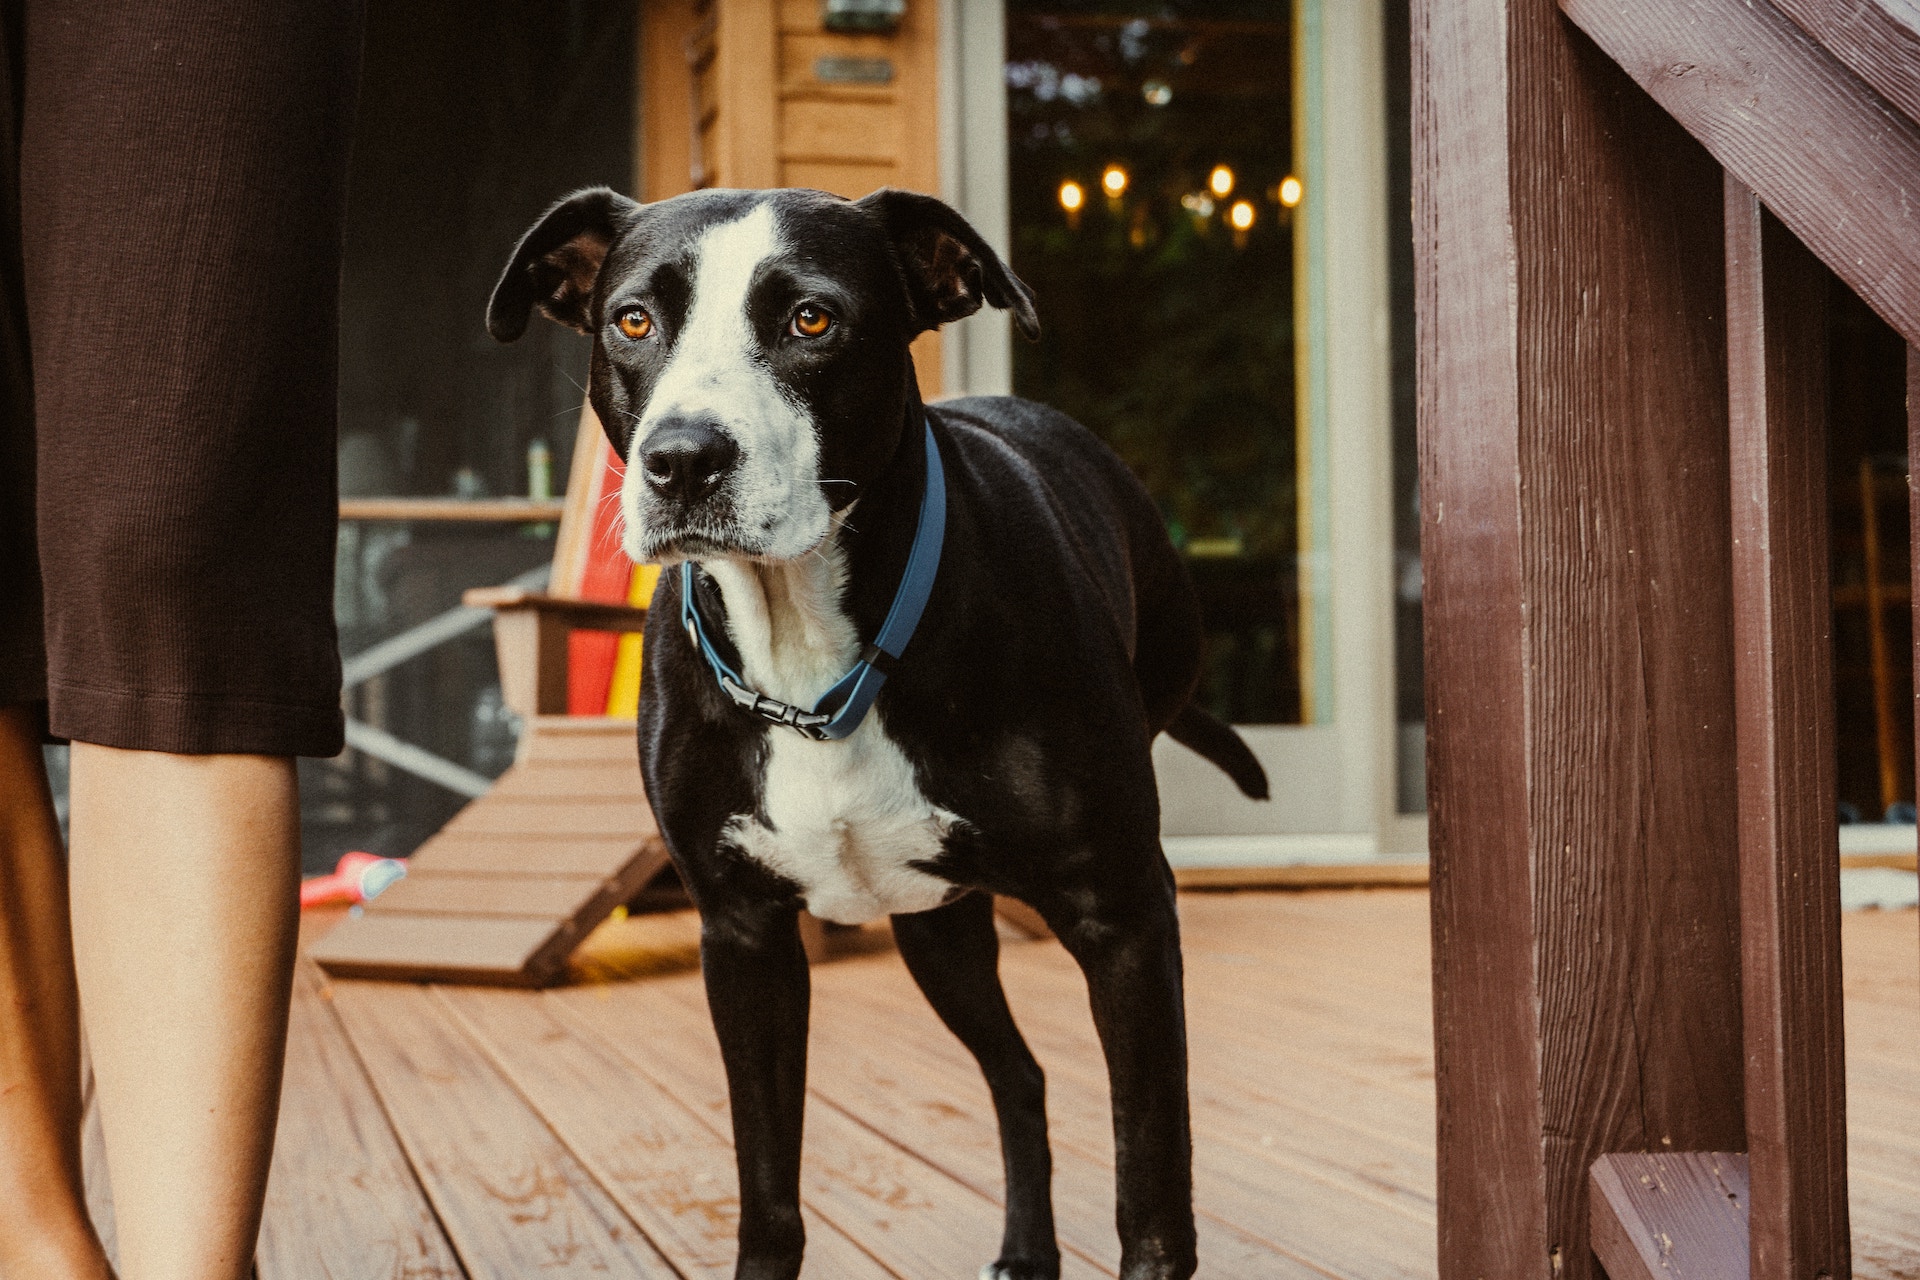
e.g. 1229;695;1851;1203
537;994;899;1279
957;974;1437;1280
555;980;1051;1279
806;944;1438;1278
1844;909;1920;1280
326;979;679;1277
257;964;463;1279
441;985;894;1279
800;986;1132;1276
434;986;745;1279
959;937;1440;1157
208;889;1920;1278
799;975;1334;1279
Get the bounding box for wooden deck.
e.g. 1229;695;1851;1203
86;890;1920;1277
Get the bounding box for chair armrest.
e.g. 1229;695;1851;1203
463;588;650;634
466;588;652;719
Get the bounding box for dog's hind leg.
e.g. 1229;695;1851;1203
1044;863;1197;1280
699;898;812;1280
891;892;1061;1280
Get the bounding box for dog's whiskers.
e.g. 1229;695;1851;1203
587;488;630;552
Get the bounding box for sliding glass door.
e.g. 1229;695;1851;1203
970;0;1408;859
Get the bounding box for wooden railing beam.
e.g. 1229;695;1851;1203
1589;1152;1751;1280
1724;178;1851;1280
1770;0;1920;131
1561;0;1920;349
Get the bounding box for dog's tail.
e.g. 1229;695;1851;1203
1167;703;1270;800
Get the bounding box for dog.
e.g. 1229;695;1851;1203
489;184;1268;1280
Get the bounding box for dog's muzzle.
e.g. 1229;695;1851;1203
639;414;738;508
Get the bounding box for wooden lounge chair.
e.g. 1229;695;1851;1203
313;407;668;987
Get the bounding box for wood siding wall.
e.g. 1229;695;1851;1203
639;0;946;396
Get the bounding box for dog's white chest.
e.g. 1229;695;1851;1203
727;721;958;925
701;551;958;926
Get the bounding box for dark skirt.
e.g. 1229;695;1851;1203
0;0;362;755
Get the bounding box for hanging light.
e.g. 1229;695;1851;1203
1278;175;1303;208
1101;165;1129;198
1208;165;1235;198
1059;179;1085;229
1228;199;1255;248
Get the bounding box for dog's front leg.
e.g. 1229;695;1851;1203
700;898;812;1280
1047;874;1197;1280
893;892;1059;1280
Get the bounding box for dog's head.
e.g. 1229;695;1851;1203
488;186;1038;564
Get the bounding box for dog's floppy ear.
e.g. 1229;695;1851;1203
488;187;641;342
856;189;1040;341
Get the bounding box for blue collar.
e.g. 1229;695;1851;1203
679;418;946;741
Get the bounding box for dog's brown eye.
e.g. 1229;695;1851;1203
615;308;653;340
791;305;833;338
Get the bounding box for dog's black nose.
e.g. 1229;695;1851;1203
640;417;739;505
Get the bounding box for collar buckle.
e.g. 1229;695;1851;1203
682;417;945;743
719;676;835;740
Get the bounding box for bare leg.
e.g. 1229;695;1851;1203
0;705;112;1280
67;745;300;1280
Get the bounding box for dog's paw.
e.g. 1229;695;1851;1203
735;1255;803;1280
980;1260;1060;1280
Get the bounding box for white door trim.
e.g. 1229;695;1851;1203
938;0;1411;859
939;0;1014;399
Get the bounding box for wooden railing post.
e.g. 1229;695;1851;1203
1724;178;1851;1280
1416;1;1748;1275
1910;344;1920;989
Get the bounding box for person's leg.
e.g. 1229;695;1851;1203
0;1;98;1269
0;706;112;1280
66;746;300;1280
18;0;360;1268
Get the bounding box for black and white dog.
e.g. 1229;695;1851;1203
490;185;1267;1280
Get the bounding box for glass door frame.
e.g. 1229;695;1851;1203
936;0;1425;865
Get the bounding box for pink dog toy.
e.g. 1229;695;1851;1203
300;851;407;909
